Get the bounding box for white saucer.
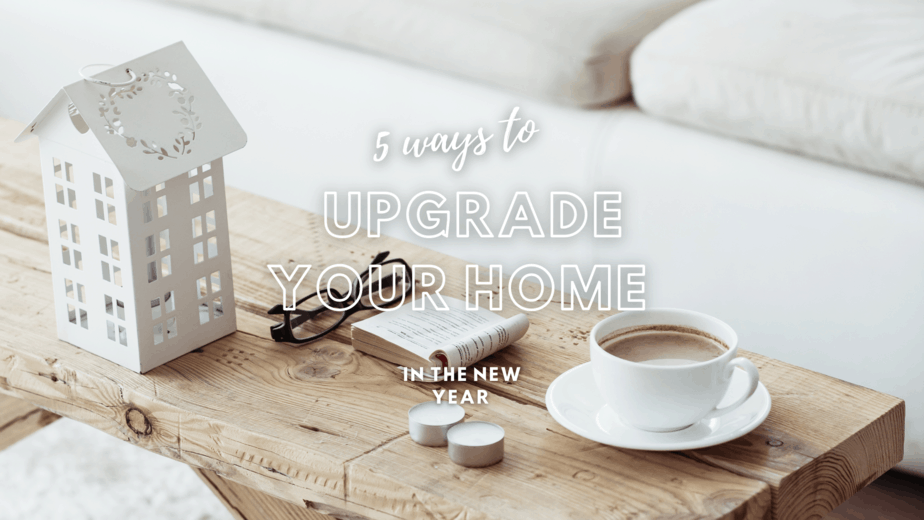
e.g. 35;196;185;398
545;363;771;451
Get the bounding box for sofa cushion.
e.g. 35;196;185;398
630;0;924;184
160;0;701;107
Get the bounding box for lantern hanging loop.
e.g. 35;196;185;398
78;64;137;87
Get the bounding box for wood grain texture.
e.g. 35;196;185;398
0;392;60;451
685;360;906;519
195;467;340;520
0;117;903;519
0;225;769;519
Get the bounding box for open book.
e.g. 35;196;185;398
351;296;529;372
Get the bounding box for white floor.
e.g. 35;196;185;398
0;418;232;520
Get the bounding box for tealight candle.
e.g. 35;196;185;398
447;421;505;467
408;401;465;447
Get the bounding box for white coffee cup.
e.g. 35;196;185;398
589;309;760;432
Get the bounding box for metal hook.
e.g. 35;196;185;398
78;64;137;87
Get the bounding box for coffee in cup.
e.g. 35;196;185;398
601;325;728;366
589;309;760;432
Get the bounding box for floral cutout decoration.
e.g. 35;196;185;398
97;69;202;160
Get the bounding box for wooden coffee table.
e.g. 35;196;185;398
0;118;904;520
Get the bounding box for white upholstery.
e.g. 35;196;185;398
632;0;924;184
156;0;702;107
1;0;922;475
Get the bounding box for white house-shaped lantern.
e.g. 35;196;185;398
16;42;246;373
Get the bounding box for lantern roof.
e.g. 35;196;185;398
16;41;247;192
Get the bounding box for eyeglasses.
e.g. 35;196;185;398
268;251;413;344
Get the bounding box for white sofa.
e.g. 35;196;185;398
2;0;921;475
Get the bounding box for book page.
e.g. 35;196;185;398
353;296;506;358
429;313;529;368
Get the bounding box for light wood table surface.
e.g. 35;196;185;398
0;117;905;520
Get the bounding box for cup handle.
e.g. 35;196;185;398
703;357;760;420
